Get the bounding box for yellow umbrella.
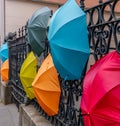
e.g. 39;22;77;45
1;59;9;83
20;51;37;99
32;54;61;116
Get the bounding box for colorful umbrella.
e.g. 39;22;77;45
48;0;90;80
32;54;61;116
80;51;120;126
0;43;8;62
20;51;37;100
1;59;9;83
27;7;52;56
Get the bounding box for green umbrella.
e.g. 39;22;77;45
27;7;52;56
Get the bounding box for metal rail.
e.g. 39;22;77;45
8;0;120;125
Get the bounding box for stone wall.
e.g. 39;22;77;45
5;0;59;35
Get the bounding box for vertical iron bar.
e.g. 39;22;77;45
99;0;103;4
80;0;85;10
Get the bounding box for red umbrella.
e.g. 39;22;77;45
80;51;120;126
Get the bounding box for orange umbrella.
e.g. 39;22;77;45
1;59;9;83
32;54;61;116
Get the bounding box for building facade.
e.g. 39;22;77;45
0;0;61;43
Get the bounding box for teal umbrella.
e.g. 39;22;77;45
48;0;90;80
27;7;52;56
0;43;8;62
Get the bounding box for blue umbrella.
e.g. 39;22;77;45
48;0;90;80
0;43;8;62
27;7;52;56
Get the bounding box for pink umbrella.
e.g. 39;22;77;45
80;51;120;126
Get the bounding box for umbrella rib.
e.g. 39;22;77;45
92;84;120;111
35;91;59;110
92;111;120;123
51;48;88;80
34;86;60;92
49;15;85;40
51;42;90;53
35;93;58;114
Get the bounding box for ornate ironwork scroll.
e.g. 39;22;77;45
8;0;120;125
85;0;120;61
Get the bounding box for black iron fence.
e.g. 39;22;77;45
85;0;120;61
8;26;31;108
7;0;120;126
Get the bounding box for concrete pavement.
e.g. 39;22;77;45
0;100;19;126
0;100;53;126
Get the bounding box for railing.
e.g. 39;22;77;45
8;26;31;108
8;0;120;126
85;0;120;61
48;1;119;125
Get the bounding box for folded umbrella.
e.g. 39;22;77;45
20;51;37;99
32;54;61;116
27;7;52;56
48;0;90;80
80;51;120;126
0;43;8;62
1;59;9;83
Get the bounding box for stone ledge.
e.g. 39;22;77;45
19;104;53;126
0;81;12;105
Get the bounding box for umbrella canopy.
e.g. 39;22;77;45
0;43;8;62
20;51;37;100
1;59;9;83
27;7;52;56
80;51;120;126
48;0;90;80
32;54;61;116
